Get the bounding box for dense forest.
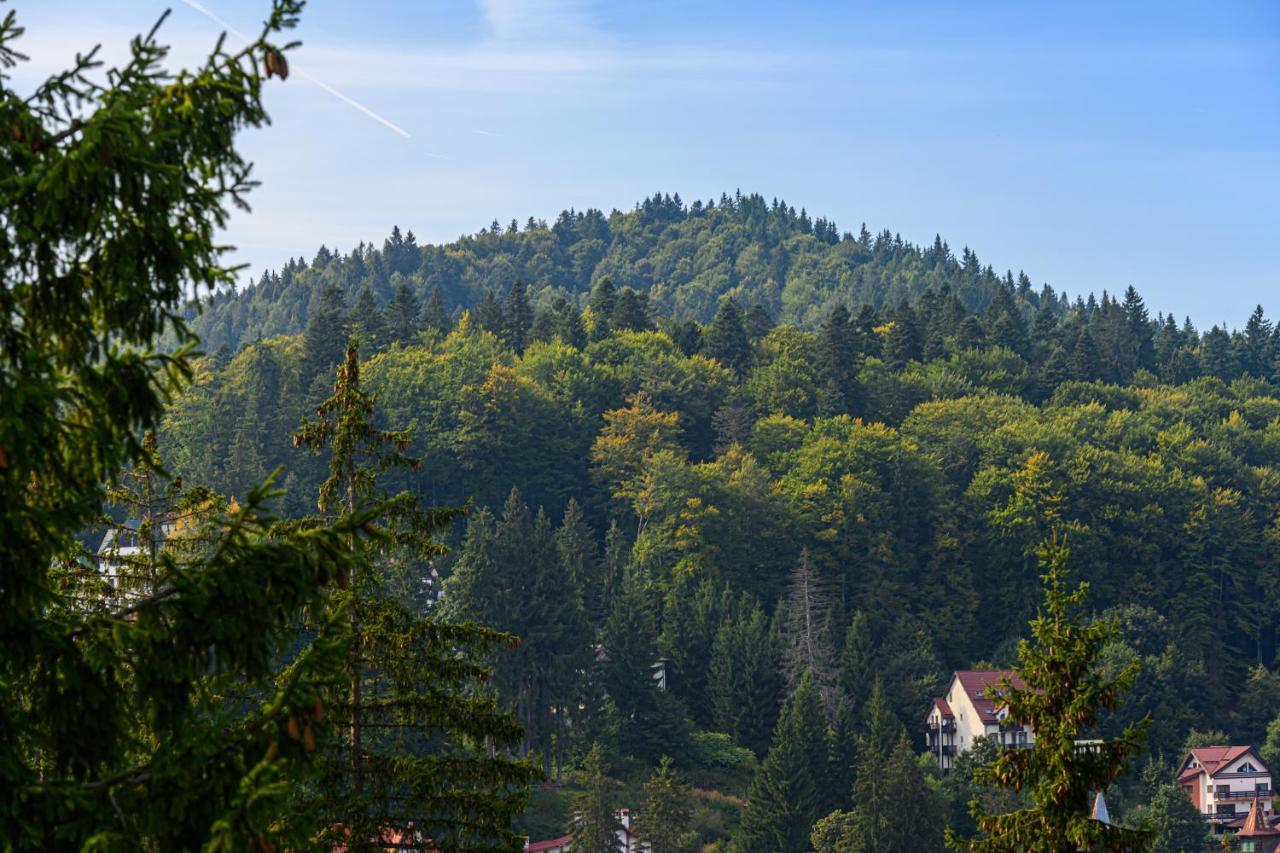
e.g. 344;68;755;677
158;198;1280;849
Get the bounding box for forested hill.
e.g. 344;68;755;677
163;190;1280;843
192;190;1077;355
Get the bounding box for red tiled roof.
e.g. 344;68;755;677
526;834;573;852
1179;746;1262;779
954;670;1027;723
932;697;953;719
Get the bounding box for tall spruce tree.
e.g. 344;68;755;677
441;490;591;775
504;280;533;352
636;756;698;853
292;342;537;849
947;536;1149;852
347;286;389;352
420;285;453;334
599;567;691;762
572;743;623;853
734;672;831;853
704;297;752;375
0;4;380;846
304;281;349;377
386;279;421;344
816;304;862;416
812;731;946;853
709;595;783;756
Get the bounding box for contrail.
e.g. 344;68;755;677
179;0;412;139
294;70;411;139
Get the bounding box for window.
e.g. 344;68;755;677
1217;785;1230;796
1240;762;1258;773
1217;804;1236;816
1257;782;1270;793
1242;841;1256;852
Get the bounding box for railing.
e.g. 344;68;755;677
1214;789;1272;801
922;721;956;733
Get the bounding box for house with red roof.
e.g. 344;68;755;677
922;670;1035;771
1177;746;1274;832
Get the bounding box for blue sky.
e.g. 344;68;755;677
10;0;1279;327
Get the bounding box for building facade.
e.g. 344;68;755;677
524;808;647;852
1177;746;1274;832
922;670;1035;771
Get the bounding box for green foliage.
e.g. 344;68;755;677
0;4;371;846
1135;783;1210;853
734;673;830;852
572;743;624;853
439;489;591;776
636;756;699;853
291;343;538;850
948;537;1150;852
813;732;947;853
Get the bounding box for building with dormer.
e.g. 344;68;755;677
1177;746;1274;832
922;670;1035;771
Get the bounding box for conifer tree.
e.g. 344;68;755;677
600;567;691;761
555;498;598;610
611;287;652;332
779;550;841;719
813;731;946;853
709;595;783;755
883;302;923;367
0;5;377;846
947;536;1149;852
347;286;389;352
553;297;588;348
659;574;727;727
636;755;698;853
745;302;776;340
734;673;830;853
441;490;590;773
572;743;623;853
386;279;421;344
292;342;537;849
305;281;349;377
704;297;752;375
475;288;506;337
588;277;618;341
504;280;533;352
1139;782;1210;853
816;304;861;416
420;285;453;334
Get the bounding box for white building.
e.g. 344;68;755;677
923;670;1035;771
525;808;647;853
1177;746;1274;832
96;516;177;599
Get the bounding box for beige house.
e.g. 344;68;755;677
1177;746;1274;832
923;670;1035;771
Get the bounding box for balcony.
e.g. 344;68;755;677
921;720;956;734
1214;789;1272;801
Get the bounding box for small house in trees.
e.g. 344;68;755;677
1177;746;1275;833
922;670;1035;771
